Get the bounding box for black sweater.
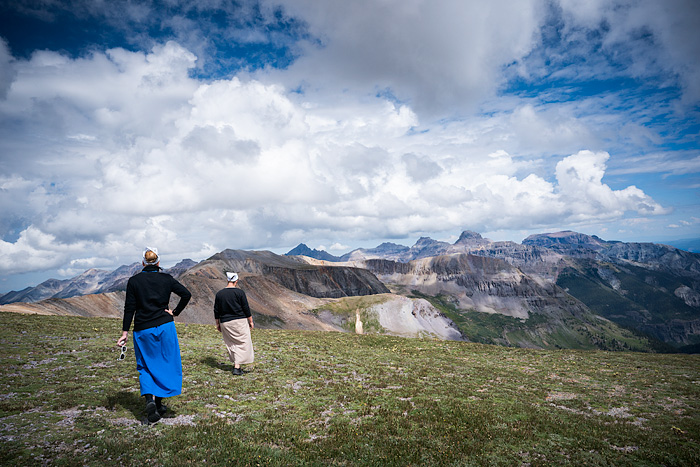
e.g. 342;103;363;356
214;287;251;323
122;265;192;332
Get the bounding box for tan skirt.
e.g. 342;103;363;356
220;319;254;365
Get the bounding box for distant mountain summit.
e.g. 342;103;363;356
454;230;489;246
0;259;197;305
407;236;452;259
286;243;340;262
0;278;69;305
523;231;611;250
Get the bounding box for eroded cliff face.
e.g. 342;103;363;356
675;286;700;307
365;254;581;320
189;250;389;299
605;242;700;277
259;265;389;298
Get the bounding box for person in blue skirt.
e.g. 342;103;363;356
116;247;191;424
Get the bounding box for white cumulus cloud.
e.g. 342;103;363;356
2;0;696;287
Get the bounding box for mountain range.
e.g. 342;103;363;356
2;230;698;353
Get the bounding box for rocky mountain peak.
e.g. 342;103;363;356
374;242;409;252
413;236;435;245
287;243;312;255
286;244;340;262
455;230;482;242
166;259;198;277
454;230;488;245
408;237;452;259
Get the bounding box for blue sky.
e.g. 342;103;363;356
0;0;699;292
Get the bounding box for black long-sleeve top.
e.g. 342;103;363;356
214;287;251;323
123;265;192;332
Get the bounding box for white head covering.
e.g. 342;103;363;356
143;247;159;265
226;271;238;282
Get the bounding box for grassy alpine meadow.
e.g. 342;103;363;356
0;312;698;466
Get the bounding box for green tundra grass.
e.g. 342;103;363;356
0;312;697;466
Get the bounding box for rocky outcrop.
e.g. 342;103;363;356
675;286;700;307
605;242;700;277
454;230;491;247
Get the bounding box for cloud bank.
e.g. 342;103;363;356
0;0;698;287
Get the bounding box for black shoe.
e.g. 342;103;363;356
146;400;161;424
232;367;244;376
156;404;168;416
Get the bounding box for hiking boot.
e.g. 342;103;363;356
232;367;244;376
146;400;161;424
156;404;168;416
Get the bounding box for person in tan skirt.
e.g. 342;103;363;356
214;272;254;375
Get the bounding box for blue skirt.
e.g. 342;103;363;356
133;321;182;397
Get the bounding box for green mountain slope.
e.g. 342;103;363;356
557;260;700;349
409;290;657;352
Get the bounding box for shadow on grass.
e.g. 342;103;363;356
202;356;233;372
105;391;144;420
105;391;180;423
202;356;256;376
